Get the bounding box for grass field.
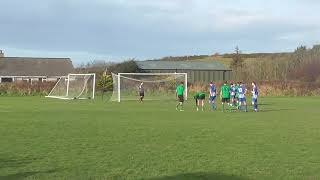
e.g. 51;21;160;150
1;96;320;180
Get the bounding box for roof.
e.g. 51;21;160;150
136;61;231;71
0;57;74;76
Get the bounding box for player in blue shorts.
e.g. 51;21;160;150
251;81;259;112
209;81;217;110
238;82;248;112
230;82;236;107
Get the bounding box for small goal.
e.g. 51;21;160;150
46;73;96;100
111;73;188;102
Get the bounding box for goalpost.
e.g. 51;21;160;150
46;73;96;100
111;73;188;102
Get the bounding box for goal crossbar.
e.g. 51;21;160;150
114;72;188;102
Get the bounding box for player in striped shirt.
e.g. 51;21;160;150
251;81;259;112
230;82;236;107
238;82;248;112
209;82;217;110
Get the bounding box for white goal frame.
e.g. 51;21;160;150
116;72;187;102
46;73;96;100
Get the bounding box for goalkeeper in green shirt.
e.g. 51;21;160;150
194;91;206;111
220;81;231;112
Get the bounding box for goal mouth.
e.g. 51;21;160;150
46;73;96;100
111;73;188;102
45;96;92;100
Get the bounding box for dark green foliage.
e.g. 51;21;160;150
75;60;140;75
107;60;140;74
97;73;113;99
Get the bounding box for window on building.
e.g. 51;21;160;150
1;78;13;83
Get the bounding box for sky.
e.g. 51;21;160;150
0;0;319;65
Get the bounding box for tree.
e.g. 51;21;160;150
230;46;245;80
292;45;307;68
98;71;113;100
230;46;244;68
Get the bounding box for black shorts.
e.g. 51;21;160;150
221;98;230;103
139;92;144;97
198;94;205;100
178;95;184;102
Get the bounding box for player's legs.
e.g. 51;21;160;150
197;99;202;111
227;98;231;107
176;102;179;110
252;98;258;112
199;99;204;111
236;97;240;109
202;100;204;111
200;95;205;111
238;98;243;111
232;96;236;107
196;98;199;111
210;96;216;110
176;96;181;110
228;98;232;111
243;98;248;112
178;95;184;111
176;101;184;111
139;92;144;102
221;98;225;112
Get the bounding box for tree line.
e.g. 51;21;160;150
231;45;320;83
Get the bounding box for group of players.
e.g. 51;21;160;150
175;81;259;112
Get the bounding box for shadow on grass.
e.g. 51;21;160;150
0;154;56;180
148;172;248;180
0;170;56;180
0;156;37;169
259;103;274;106
259;108;296;112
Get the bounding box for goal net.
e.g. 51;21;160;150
111;73;187;102
46;73;96;100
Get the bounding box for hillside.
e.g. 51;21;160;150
148;52;294;68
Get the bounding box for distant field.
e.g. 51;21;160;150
186;56;259;67
1;97;320;179
188;56;233;67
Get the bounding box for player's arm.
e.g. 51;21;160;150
176;88;178;99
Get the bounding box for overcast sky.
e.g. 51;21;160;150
1;0;319;64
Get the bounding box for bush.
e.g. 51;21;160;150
0;82;55;96
107;60;140;74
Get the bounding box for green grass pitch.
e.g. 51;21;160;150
1;96;320;180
